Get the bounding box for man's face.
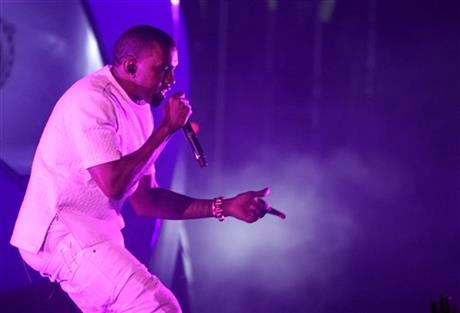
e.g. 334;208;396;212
134;44;178;106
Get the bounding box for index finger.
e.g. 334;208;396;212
255;198;286;220
267;207;286;220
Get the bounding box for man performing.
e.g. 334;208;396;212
10;25;277;312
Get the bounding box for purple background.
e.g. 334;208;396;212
180;1;459;313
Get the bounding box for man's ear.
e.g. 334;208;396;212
126;63;137;74
122;58;137;75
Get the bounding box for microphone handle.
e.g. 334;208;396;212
183;122;208;167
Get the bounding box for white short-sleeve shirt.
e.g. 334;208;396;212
10;66;156;253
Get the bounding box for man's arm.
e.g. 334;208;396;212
88;93;190;199
129;175;271;223
88;124;171;199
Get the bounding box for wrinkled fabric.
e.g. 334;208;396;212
20;217;181;313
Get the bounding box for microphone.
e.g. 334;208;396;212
183;122;208;167
154;89;207;167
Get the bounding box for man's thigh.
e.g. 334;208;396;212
58;236;181;313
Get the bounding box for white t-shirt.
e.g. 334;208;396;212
10;65;156;253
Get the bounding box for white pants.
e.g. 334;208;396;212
19;217;181;313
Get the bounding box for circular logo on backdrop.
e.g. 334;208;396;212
0;17;15;89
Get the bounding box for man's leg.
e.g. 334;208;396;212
20;231;181;313
58;235;181;313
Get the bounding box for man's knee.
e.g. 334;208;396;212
115;269;182;313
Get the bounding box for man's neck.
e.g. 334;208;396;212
110;66;142;104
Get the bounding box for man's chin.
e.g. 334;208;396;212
150;92;165;107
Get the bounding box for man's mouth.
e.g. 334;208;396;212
160;89;168;97
150;82;172;107
151;86;171;107
162;83;172;93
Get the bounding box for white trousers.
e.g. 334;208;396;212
19;217;181;313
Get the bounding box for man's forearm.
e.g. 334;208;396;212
114;123;171;192
89;123;172;199
129;187;214;220
129;180;276;223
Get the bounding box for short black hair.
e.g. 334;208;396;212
113;25;176;64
